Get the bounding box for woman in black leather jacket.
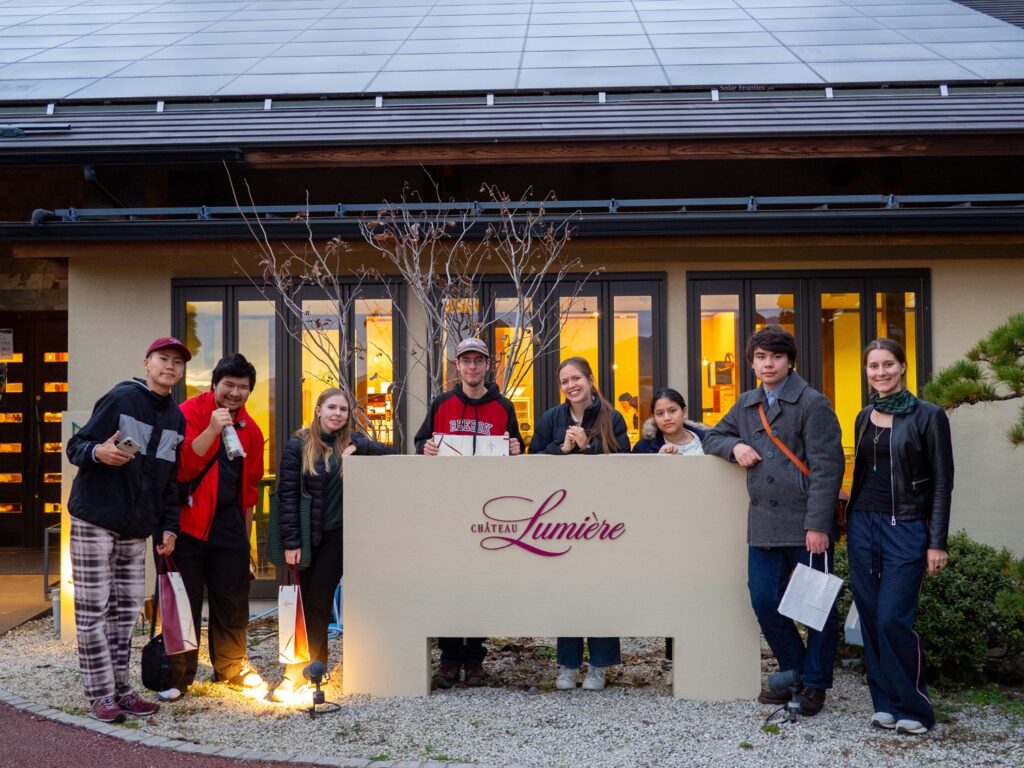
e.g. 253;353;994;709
272;388;392;703
847;339;953;736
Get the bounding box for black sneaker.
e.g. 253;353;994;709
463;661;487;687
757;687;793;706
431;661;461;690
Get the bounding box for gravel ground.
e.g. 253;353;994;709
1;617;1022;768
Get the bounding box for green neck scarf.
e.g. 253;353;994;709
872;388;917;415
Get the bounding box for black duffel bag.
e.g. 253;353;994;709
140;587;170;692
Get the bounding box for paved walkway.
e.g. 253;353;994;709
0;692;476;768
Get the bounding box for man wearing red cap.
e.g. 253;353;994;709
66;337;189;723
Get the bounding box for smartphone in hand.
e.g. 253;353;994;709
115;437;141;455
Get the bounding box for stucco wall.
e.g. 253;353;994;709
67;245;1024;553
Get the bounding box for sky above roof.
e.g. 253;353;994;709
1;0;1023;103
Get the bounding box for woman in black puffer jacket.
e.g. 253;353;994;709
273;388;392;703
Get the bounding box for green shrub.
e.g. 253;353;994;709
833;531;1024;686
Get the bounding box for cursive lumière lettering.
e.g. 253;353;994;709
478;490;625;557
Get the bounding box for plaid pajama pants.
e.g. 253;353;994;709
70;517;147;702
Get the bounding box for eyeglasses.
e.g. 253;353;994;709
458;356;488;368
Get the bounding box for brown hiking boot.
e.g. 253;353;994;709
431;660;461;690
757;687;793;706
463;660;487;687
795;687;827;716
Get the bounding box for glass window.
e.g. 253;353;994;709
558;294;601;390
820;292;863;482
494;297;536;447
300;298;343;422
238;298;276;494
698;294;740;426
876;291;918;395
442;297;480;389
355;297;396;445
612;295;652;443
184;300;223;399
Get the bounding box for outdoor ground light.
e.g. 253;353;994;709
302;660;339;718
766;668;803;724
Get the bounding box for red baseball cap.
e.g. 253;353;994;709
145;336;192;362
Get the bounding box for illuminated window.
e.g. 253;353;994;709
239;299;276;476
612;295;653;442
43;382;68;393
688;271;929;457
0;503;22;514
0;473;23;483
0;413;23;424
1;353;23;363
44;503;62;514
44;473;61;483
43;442;61;453
698;294;740;426
0;443;22;453
442;297;480;390
356;297;395;445
559;294;601;390
184;300;223;399
4;383;22;393
43;352;68;363
44;412;62;423
495;298;536;446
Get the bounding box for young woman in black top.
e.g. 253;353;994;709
846;339;952;735
272;388;392;703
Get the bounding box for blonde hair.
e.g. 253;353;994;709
298;388;353;477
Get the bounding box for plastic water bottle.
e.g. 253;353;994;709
222;424;246;459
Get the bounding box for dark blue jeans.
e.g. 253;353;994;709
556;637;621;668
847;510;934;727
748;544;839;690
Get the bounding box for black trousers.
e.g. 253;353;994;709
438;637;487;664
165;529;251;689
285;525;343;683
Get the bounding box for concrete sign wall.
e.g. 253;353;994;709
343;455;761;700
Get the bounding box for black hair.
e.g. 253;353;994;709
211;353;257;390
650;388;686;412
745;326;797;369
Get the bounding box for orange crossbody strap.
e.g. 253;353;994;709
758;403;811;478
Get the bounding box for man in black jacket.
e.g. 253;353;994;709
66;337;188;723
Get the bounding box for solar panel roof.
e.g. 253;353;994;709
0;0;1023;102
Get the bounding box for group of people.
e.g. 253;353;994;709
66;325;952;736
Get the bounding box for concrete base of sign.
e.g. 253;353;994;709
344;455;761;700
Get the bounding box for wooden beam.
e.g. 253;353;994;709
244;134;1024;168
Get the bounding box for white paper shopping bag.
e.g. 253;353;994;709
777;552;843;632
278;566;309;665
845;601;863;646
159;568;198;655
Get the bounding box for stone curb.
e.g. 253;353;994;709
0;688;489;768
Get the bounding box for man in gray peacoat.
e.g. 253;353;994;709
703;326;844;717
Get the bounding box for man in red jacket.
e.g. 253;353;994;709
160;353;266;701
414;337;523;689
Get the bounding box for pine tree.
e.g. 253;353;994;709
922;313;1024;446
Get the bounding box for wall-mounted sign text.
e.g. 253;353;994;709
472;489;625;557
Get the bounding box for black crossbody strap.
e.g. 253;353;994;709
185;451;220;498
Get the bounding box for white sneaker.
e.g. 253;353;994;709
871;712;896;730
555;666;580;690
582;665;606;691
895;719;929;735
157;688;183;702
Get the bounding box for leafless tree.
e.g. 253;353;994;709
360;182;597;402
